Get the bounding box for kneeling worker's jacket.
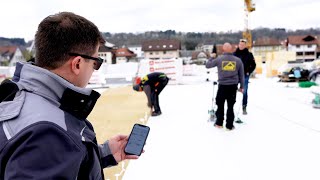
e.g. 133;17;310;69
0;62;117;180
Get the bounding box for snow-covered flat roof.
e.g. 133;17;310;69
123;76;320;180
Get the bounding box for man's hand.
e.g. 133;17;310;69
238;88;244;93
108;135;139;163
210;53;217;58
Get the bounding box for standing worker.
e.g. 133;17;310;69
206;43;244;130
234;39;256;115
133;72;169;116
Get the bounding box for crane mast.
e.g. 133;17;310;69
243;0;255;49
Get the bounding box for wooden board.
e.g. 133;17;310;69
88;86;150;180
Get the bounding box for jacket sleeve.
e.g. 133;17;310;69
4;123;83;180
248;53;256;74
143;85;152;107
206;57;218;68
99;141;118;168
239;60;245;89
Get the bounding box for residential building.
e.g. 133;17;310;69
317;45;320;59
0;46;25;66
195;43;214;53
115;48;136;63
142;39;181;60
98;45;114;64
191;51;210;65
287;35;319;62
27;40;36;56
252;37;284;62
128;45;144;59
179;50;193;64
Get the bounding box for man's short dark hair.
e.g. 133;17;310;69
35;12;105;69
239;39;247;43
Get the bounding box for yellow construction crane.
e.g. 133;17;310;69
243;0;255;49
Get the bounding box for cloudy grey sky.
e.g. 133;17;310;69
1;0;319;41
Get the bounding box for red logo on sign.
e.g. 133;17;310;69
149;61;154;66
150;67;154;72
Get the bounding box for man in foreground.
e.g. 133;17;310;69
0;12;139;179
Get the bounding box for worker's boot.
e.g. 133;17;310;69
151;111;162;116
242;106;247;115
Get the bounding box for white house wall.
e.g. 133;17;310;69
288;44;317;60
9;48;25;67
144;50;179;59
128;46;143;58
288;44;317;52
98;52;112;64
116;57;127;64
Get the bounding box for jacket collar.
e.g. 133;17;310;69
13;62;100;119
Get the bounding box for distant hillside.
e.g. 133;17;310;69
0;37;26;46
1;27;319;51
103;27;320;50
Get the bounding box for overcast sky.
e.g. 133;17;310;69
1;0;319;41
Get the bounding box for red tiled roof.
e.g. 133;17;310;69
0;46;17;54
142;39;181;51
115;48;136;57
287;35;318;45
253;37;282;46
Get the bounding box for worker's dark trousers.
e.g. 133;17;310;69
151;77;169;113
215;84;238;129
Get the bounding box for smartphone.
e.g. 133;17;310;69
124;124;150;156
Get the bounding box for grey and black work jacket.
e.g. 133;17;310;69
206;53;245;88
0;62;117;180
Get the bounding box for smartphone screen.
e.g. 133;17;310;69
124;124;150;156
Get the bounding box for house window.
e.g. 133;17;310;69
155;52;159;55
163;45;166;48
149;46;152;48
307;44;312;48
150;52;153;55
169;45;173;48
305;51;315;56
296;45;300;48
296;52;303;56
163;51;167;54
156;45;160;48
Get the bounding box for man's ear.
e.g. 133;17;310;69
70;57;81;75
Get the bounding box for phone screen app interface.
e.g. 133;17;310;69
126;126;149;155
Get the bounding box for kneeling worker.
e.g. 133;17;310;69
133;72;169;116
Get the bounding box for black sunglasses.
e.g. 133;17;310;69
69;53;103;70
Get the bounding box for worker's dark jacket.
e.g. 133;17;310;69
234;48;256;75
140;72;168;106
0;62;117;180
